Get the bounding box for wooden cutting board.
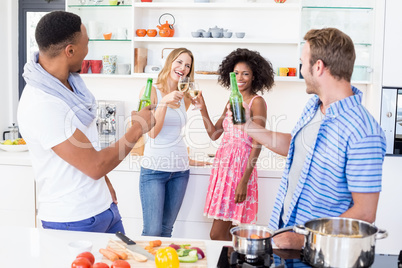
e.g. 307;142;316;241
101;240;208;267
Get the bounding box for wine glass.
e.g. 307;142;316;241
178;76;190;93
176;76;189;107
188;82;201;110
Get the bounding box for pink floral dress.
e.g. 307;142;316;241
203;96;261;225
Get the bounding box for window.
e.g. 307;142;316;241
18;0;65;98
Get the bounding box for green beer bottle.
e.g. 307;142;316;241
138;78;153;111
229;72;246;124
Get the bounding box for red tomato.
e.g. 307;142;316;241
93;263;110;268
111;260;130;268
77;252;95;265
71;257;92;268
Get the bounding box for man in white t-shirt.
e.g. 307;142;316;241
17;11;155;233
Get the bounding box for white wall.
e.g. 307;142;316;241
83;77;370;156
7;2;380;145
0;1;18;136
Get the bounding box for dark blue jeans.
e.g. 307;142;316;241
41;202;125;233
139;167;190;237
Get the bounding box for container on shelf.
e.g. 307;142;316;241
351;66;370;81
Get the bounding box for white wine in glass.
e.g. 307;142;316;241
178;76;190;93
189;82;201;110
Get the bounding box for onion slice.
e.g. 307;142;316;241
190;247;205;259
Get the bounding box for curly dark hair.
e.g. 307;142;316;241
218;48;275;95
35;11;82;58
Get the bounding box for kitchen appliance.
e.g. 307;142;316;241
380;87;402;154
144;65;162;73
115;231;155;260
217;246;400;268
2;123;19;140
293;217;388;268
96;100;125;149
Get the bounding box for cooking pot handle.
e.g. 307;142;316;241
271;226;295;238
375;229;388;240
293;224;309;236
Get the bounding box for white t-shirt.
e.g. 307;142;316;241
141;87;189;172
281;108;324;223
17;85;112;222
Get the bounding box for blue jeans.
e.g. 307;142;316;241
41;202;125;233
139;167;190;237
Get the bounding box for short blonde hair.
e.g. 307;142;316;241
156;48;195;92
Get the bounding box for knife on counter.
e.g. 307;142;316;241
115;231;155;261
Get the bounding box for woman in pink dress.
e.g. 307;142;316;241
198;48;275;240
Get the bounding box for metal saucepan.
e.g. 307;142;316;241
294;217;388;268
230;225;294;258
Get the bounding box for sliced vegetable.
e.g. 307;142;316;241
250;234;262;239
178;249;198;263
168;244;180;250
149;240;162;247
180;244;191;249
190;247;205;259
176;248;195;257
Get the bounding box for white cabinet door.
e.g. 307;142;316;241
382;0;402;87
0;165;36;227
107;170;143;237
375;157;402;255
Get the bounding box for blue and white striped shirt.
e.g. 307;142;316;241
269;86;386;230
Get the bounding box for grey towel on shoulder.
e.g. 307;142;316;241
23;51;96;126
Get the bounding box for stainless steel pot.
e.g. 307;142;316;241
294;217;388;268
230;225;293;258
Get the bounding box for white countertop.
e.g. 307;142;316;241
0;150;284;178
0;226;230;268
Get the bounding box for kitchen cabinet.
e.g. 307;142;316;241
107;161;281;240
382;0;402;87
66;0;302;82
67;0;377;83
0;164;36;228
300;0;375;83
66;1;134;77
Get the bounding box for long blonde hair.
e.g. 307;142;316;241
156;48;195;93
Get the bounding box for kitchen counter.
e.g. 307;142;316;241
0;226;230;268
0;150;284;178
1;226;398;268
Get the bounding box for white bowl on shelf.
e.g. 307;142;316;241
235;32;246;38
0;142;28;152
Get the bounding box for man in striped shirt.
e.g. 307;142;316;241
229;28;386;250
